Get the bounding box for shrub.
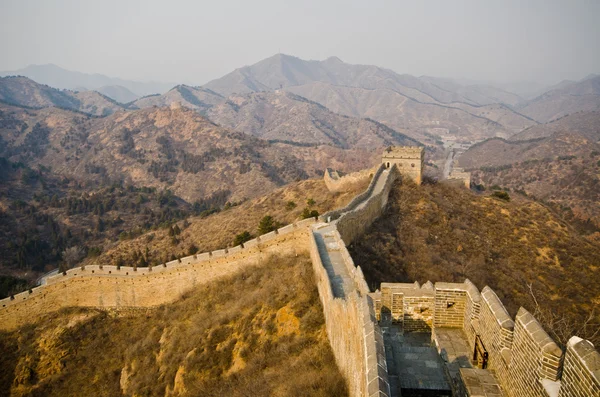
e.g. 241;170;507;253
233;231;253;246
187;244;199;255
285;201;296;210
491;191;510;201
306;198;316;207
258;215;280;234
300;207;319;219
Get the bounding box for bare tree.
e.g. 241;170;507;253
61;246;86;270
527;283;600;347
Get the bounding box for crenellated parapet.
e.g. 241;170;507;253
0;218;318;331
370;280;600;397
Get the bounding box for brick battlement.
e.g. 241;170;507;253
370;280;600;397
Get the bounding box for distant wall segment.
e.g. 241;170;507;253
324;166;376;193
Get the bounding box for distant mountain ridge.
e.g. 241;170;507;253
0;64;174;98
0;76;124;116
96;85;139;103
206;90;419;150
204;54;524;107
517;76;600;123
203;54;538;143
130;85;224;113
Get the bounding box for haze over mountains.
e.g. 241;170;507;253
202;54;539;142
0;64;174;100
0;76;124;116
205;90;418;149
130;85;224;113
4;54;600;149
517;75;600;123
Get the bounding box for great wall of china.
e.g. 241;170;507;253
1;149;598;397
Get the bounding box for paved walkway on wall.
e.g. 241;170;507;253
348;169;390;214
313;223;354;298
381;322;451;397
313;167;391;299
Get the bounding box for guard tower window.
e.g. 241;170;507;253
386;162;390;168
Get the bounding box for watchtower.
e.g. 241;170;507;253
382;146;424;185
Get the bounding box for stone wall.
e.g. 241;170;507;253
448;167;471;188
324;167;375;193
320;164;386;223
3;159;598;397
462;279;481;354
308;231;389;397
559;337;600;397
372;280;600;397
434;283;467;328
0;219;317;331
403;282;435;332
475;287;513;389
508;308;563;396
332;165;399;245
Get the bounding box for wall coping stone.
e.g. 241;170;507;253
464;279;481;303
481;286;514;330
516;308;562;356
422;281;434;290
541;379;561;397
435;282;467;291
567;336;600;383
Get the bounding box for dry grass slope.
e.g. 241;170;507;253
0;254;347;397
349;179;600;345
87;177;369;267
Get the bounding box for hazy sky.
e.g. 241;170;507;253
1;0;599;85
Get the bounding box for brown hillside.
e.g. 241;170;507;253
0;253;347;397
85;177;369;268
207;90;419;150
458;112;600;230
286;82;531;143
510;110;600;141
349;180;600;345
0;103;374;203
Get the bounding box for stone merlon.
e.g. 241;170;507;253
481;286;514;330
516;308;563;357
568;337;600;384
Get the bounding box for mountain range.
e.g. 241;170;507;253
0;102;381;202
0;76;124;116
517;76;600;123
205;90;419;149
203;54;540;142
0;64;174;98
4;55;599;148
